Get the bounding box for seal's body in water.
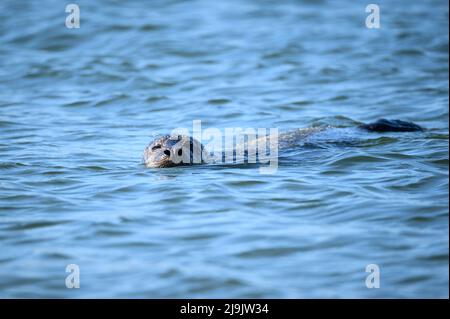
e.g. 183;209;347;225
143;119;423;168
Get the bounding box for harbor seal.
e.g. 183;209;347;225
143;134;204;168
143;119;423;168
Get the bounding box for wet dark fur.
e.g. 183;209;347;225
144;119;423;168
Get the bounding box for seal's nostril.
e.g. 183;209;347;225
178;149;182;156
163;150;171;157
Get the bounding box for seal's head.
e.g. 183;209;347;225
143;135;203;168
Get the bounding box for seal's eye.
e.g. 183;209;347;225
151;145;161;151
177;149;182;156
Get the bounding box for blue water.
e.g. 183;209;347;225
0;0;448;298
